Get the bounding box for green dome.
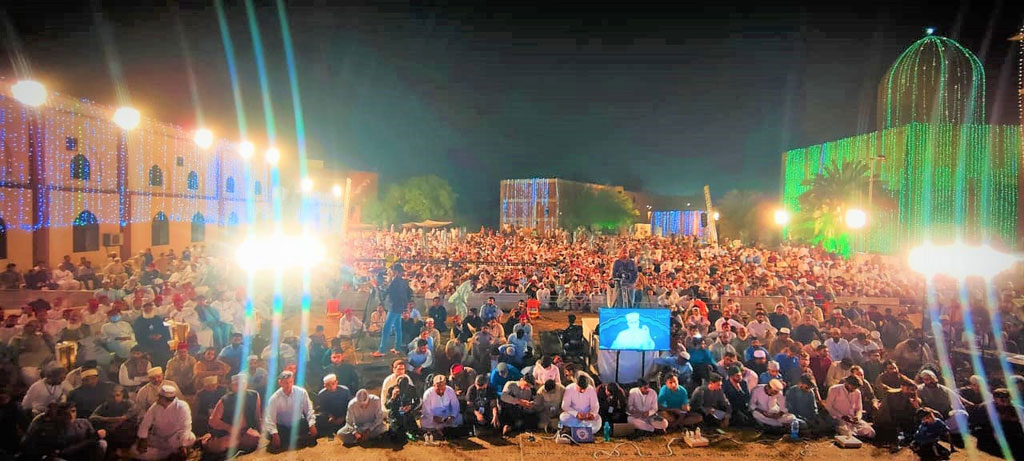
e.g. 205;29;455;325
878;35;985;128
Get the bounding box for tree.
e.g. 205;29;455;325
716;189;780;245
373;175;457;225
792;159;870;255
560;185;637;233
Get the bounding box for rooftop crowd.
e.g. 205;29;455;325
0;228;1020;460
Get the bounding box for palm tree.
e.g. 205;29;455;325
792;159;870;254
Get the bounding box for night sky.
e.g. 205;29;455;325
2;1;1022;225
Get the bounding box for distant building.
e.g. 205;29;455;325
498;178;701;231
0;82;377;270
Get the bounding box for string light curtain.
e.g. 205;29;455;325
783;35;1019;254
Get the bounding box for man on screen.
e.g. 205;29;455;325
610;312;656;350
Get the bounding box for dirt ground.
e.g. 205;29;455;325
243;430;1001;461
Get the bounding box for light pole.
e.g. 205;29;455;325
113;107;140;259
13;80;49;264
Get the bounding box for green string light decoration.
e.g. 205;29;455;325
782;34;1019;254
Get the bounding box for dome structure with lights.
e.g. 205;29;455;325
878;33;985;129
781;31;1020;255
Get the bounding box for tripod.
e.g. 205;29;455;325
612;278;634;308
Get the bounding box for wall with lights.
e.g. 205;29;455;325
782;35;1020;255
650;210;705;238
499;178;560;230
0;88;273;268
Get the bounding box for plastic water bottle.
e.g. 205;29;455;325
603;421;611;442
790;419;800;440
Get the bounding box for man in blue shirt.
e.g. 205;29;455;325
374;263;411;358
489;362;521;396
218;333;245;376
657;373;702;430
687;338;715;384
480;297;501;324
407;339;433;385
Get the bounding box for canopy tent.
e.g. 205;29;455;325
399;218;452;228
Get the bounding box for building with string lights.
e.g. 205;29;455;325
781;33;1021;254
0;80;377;269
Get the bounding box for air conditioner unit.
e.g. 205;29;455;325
103;233;124;247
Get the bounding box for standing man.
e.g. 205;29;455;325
373;264;411;358
611;251;638;307
264;371;317;452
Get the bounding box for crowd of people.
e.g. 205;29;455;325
0;228;1020;461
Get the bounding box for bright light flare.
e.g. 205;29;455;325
773;209;790;226
11;80;47;107
300;177;314;193
265;147;280;165
713;212;720;221
238;141;255;160
113;107;141;130
236;233;326;272
331;184;343;198
193;128;214;149
908;243;1020;279
845;208;867;229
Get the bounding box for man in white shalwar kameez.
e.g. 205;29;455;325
420;375;463;434
627;379;668;432
824;375;875;438
750;379;797;428
560;374;602;431
133;385;196;460
610;312;655;350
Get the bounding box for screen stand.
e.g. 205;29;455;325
614;351;620;383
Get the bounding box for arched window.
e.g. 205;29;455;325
191;212;205;242
227;212;239;227
187;171;199;190
0;217;7;259
225;176;235;193
254;181;263;195
70;154;90;180
148;165;163;187
152;212;169;246
73;210;99;252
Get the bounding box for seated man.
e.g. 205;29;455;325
690;373;732;427
264;371;317;453
597;382;629;425
750;379;798;429
22;366;69;417
22;401;107;461
135;367;183;412
315;373;352;437
407;339;434;386
917;370;970;434
560;374;602;431
722;366;754;427
338;389;388;446
628;379;668;433
500;374;538;435
658;373;703;430
536;378;566;432
875;377;921;443
825;375;875;439
133;385;196;460
786;374;832;435
490;362;522;396
205;374;262;455
420;375;463;437
466;374;500;435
